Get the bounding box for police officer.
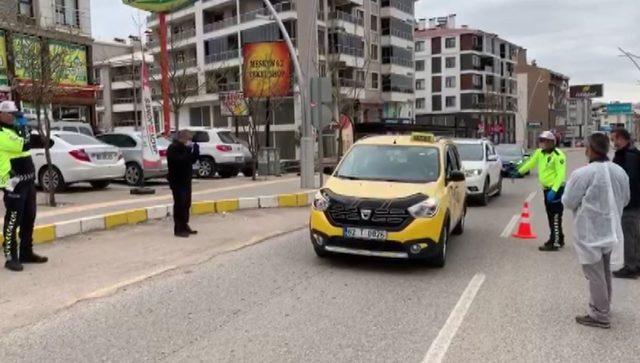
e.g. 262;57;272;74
0;101;47;271
516;131;567;251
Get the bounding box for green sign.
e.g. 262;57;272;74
122;0;195;12
606;103;633;115
49;41;88;86
0;30;7;86
12;34;40;80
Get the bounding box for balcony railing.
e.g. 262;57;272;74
204;16;238;33
382;56;413;68
338;78;365;88
207;82;241;93
113;97;135;104
205;49;240;64
329;45;365;58
149;28;196;47
381;28;413;41
329;11;364;26
240;1;295;23
112;74;140;83
149;58;197;73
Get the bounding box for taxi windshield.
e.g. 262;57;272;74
335;145;440;183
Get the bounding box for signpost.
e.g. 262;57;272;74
569;84;604;98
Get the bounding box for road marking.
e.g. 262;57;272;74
37;177;299;218
501;215;520;238
422;273;486;363
526;191;537;203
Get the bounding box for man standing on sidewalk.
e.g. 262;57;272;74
517;131;567;251
611;128;640;279
0;101;47;271
562;133;629;329
167;130;199;238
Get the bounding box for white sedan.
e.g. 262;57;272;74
30;131;126;192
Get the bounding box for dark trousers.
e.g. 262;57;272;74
171;184;192;234
621;209;640;270
543;186;565;246
3;182;37;261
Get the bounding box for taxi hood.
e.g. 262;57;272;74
324;177;441;199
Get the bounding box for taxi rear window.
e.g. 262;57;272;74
335;145;440;183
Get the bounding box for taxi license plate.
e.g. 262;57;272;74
344;228;387;241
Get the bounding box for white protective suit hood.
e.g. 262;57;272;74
562;161;630;265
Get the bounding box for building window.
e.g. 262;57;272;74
189;106;211;127
445;76;456;88
371;15;378;31
415;79;425;90
371;44;378;60
445;37;456;49
415;41;425;52
416;98;426;109
446;96;456;108
473;75;482;87
371;72;379;89
19;0;33;17
55;0;81;28
445;56;456;68
472;55;481;67
415;60;425;71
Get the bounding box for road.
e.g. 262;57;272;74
1;149;639;362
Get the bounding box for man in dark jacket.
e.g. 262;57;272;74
167;130;199;238
611;128;640;278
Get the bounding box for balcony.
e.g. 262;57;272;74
150;58;197;73
330;45;365;58
113;97;135;105
112;74;140;83
338;78;365;88
240;1;295;23
381;28;413;41
205;49;240;64
204;16;238;33
207;82;241;94
329;11;364;26
382;56;413;68
149;28;196;48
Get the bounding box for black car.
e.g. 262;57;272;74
495;144;529;177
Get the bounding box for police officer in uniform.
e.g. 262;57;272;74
0;101;47;271
517;131;567;251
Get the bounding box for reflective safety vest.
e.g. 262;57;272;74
0;126;29;188
518;148;567;192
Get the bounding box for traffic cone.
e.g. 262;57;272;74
512;202;537;239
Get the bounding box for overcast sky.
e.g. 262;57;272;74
91;0;640;102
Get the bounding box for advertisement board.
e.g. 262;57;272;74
12;34;40;80
0;30;7;87
49;41;88;86
123;0;194;12
220;92;249;117
606;103;633;115
139;58;161;169
569;84;604;98
242;41;292;98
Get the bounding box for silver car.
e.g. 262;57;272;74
96;131;170;186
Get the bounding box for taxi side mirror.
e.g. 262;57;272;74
447;170;466;183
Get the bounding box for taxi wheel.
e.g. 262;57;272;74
314;246;330;258
430;224;449;268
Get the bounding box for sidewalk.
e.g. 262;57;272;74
0;208;309;335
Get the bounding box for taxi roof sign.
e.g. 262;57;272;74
411;132;435;143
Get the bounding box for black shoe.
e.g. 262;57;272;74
186;226;198;235
575;315;610;329
175;231;190;238
539;243;559;252
556;241;565;248
20;253;48;264
5;260;23;272
613;266;638;279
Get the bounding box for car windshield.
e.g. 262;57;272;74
456;143;484;161
218;131;236;144
495;145;523;157
56;133;103;146
335;145;440;183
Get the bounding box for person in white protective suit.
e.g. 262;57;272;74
562;132;630;329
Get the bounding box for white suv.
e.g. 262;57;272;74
454;139;503;205
182;127;249;178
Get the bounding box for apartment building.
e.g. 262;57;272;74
413;14;519;142
0;0;97;123
565;97;593;142
146;0;417;159
93;40;156;132
516;50;569;148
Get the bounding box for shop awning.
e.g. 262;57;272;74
14;81;101;106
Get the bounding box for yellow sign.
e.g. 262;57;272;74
0;30;7;86
242;41;292;98
49;41;88;86
411;132;435;143
12;34;40;80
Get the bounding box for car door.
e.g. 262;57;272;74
445;146;463;226
485;143;500;188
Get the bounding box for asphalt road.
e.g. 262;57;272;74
1;149;639;362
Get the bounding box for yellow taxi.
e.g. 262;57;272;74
309;133;467;267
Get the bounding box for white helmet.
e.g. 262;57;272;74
0;101;18;114
539;131;556;141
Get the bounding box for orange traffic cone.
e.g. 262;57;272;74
512;202;537;239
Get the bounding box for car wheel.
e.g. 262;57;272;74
90;180;110;190
452;205;466;235
478;178;490;206
197;158;215;178
125;162;143;186
39;166;65;193
430;223;449;268
313;246;330;258
495;176;503;197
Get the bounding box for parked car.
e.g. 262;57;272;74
181;127;248;178
26;120;95;137
495;144;529;178
31;131;125;192
454;139;503;206
96;131;170;186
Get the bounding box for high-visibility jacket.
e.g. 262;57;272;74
518;148;567;192
0;126;30;188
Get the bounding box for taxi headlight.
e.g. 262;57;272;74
408;197;439;218
312;191;330;211
464;169;482;177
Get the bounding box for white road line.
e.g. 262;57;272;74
525;191;537;203
422;273;486;363
500;215;520;238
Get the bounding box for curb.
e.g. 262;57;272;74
32;190;317;245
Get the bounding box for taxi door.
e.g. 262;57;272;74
445;146;464;226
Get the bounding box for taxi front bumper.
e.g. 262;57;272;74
309;209;446;260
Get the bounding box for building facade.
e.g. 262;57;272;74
413;14;519;142
0;0;97;124
516;50;569;148
565;97;593;142
146;0;417;159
